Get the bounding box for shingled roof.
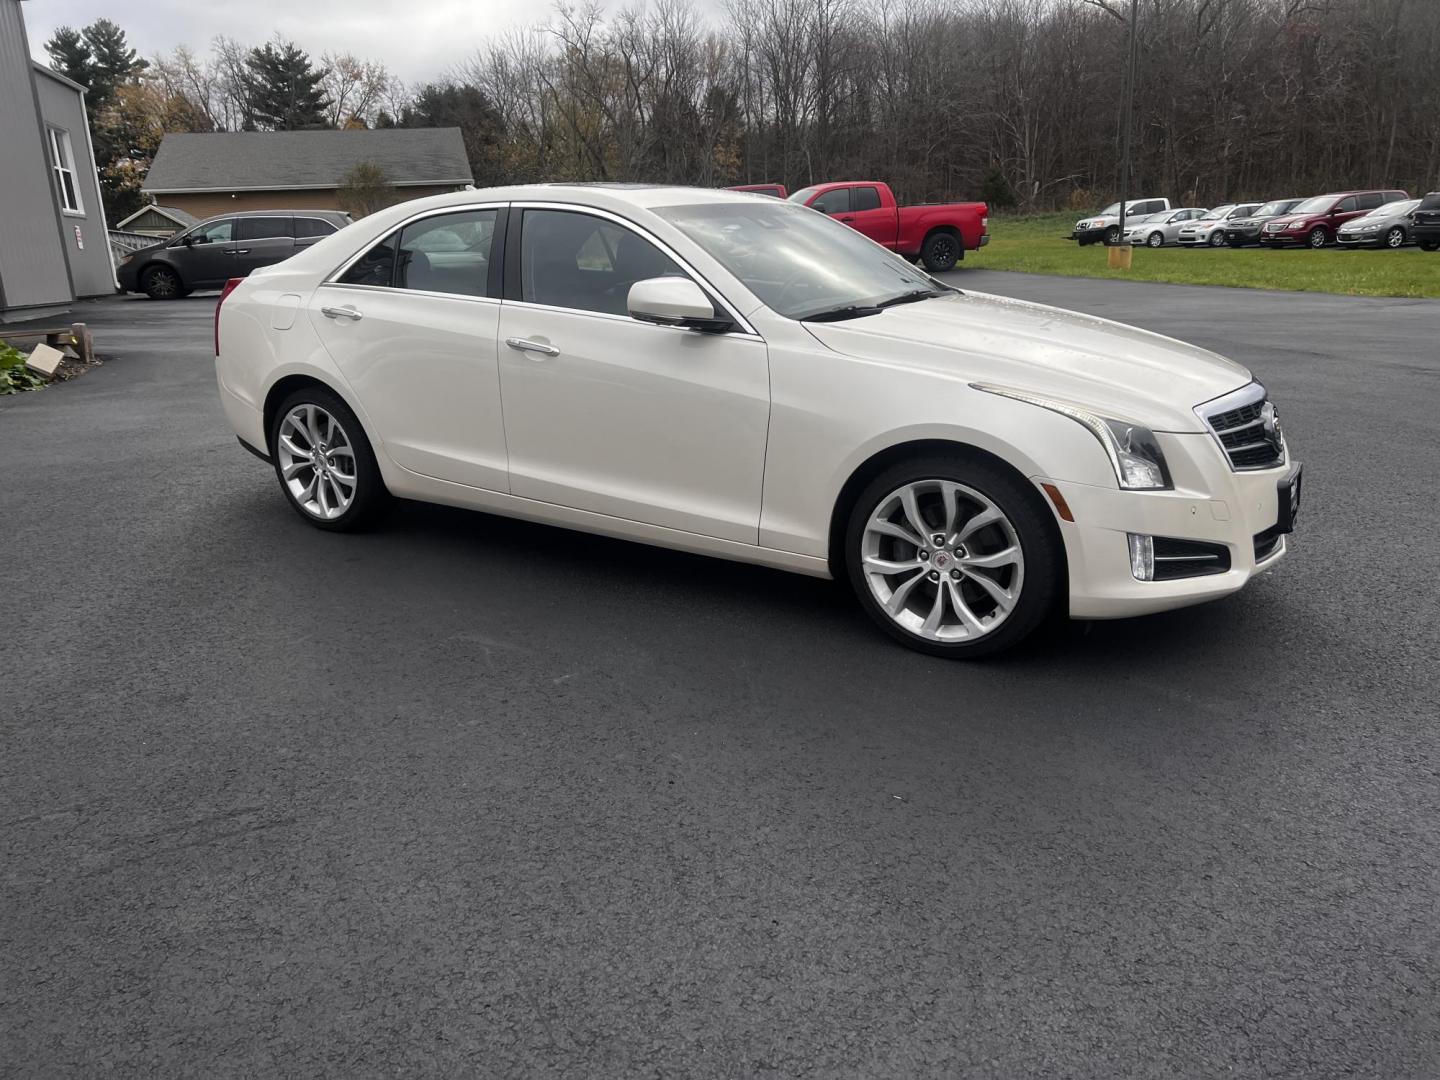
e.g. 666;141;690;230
142;129;473;194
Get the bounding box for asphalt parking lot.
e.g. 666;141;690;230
3;272;1438;1077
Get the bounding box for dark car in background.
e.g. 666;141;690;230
1258;189;1408;248
1412;192;1440;251
117;209;352;299
1336;198;1421;248
1224;198;1305;247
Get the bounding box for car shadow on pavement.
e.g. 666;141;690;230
371;498;1274;675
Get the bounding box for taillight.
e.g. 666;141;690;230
215;277;244;356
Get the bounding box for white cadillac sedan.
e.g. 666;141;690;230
215;185;1301;658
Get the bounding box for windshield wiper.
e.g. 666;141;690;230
800;304;883;322
877;288;947;308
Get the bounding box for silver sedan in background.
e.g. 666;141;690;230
1177;204;1262;247
1337;198;1422;248
1121;207;1210;247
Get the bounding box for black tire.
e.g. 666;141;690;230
1227;240;1244;248
1104;225;1121;245
1209;230;1227;247
141;264;183;300
1421;240;1439;252
1385;227;1405;249
1307;226;1328;249
1146;231;1164;248
920;231;961;272
268;385;390;532
843;454;1063;659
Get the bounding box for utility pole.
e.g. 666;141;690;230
1117;0;1139;245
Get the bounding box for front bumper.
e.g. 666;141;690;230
1258;228;1307;246
1176;229;1219;245
1336;232;1384;246
1069;227;1109;245
116;259;140;292
1036;432;1298;619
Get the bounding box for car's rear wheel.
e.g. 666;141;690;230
1147;231;1164;248
141;265;182;300
269;386;389;531
920;231;961;272
1307;227;1328;249
1385;227;1405;249
844;456;1062;658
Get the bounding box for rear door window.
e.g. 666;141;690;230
395;209;497;298
853;186;882;212
294;217;338;238
237;217;293;241
337;233;398;287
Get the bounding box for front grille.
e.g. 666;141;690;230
1197;384;1286;471
1153;537;1232;580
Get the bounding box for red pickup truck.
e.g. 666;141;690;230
788;181;989;271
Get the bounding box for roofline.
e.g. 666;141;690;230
32;62;89;94
113;204;195;228
141;179;474;195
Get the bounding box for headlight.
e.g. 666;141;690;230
1361;224;1380;232
971;385;1173;490
1288;221;1306;229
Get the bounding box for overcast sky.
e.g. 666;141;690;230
24;0;726;83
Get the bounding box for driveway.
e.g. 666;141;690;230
3;275;1437;1077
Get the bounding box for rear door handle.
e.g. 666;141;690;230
233;248;250;255
506;337;560;358
321;305;362;321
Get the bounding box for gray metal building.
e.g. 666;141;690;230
0;0;115;321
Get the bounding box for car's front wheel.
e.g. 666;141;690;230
1147;231;1164;248
1307;227;1329;249
141;265;183;300
269;386;389;531
844;456;1062;658
1209;230;1227;247
1385;227;1405;249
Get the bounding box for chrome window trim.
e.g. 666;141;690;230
508;200;760;338
326;202;507;288
500;297;764;343
316;281;502;307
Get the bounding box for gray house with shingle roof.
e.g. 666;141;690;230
140;129;473;219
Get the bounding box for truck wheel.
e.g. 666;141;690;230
920;232;961;272
1105;226;1120;245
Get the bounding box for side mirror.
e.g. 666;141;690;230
627;277;732;333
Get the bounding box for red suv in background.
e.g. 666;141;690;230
1259;189;1409;248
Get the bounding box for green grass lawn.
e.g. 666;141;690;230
963;212;1440;298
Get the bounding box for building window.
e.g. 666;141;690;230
47;127;83;214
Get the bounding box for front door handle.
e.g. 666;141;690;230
321;305;363;321
839;215;856;222
506;337;560;358
233;248;250;255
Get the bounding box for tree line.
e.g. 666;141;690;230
46;0;1440;222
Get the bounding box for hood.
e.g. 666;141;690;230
802;291;1249;433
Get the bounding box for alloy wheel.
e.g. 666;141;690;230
145;268;178;299
1386;227;1404;248
275;403;358;520
860;479;1024;642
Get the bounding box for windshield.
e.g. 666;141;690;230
654;201;947;320
1097;203;1121;216
1292;196;1335;214
1362;198;1419;219
1228;205;1259;218
1253;201;1292;216
1199;205;1236;221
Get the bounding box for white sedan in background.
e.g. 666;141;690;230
1177;203;1263;247
216;185;1300;658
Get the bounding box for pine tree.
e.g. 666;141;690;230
246;42;330;130
81;19;148;106
44;27;93;88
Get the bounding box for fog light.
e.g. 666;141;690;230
1127;533;1154;581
